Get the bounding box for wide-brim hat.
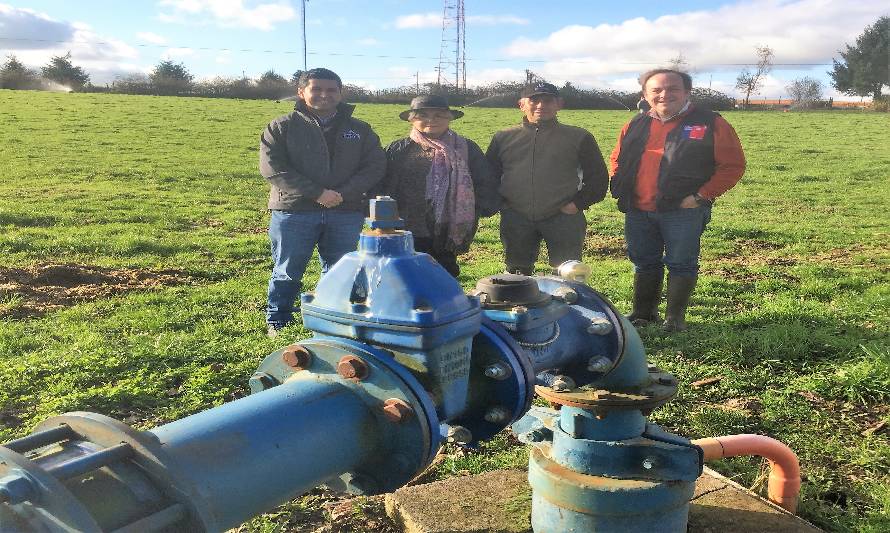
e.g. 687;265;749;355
399;95;464;120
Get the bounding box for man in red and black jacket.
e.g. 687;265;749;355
610;69;745;331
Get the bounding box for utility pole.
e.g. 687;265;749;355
416;71;420;93
301;0;308;70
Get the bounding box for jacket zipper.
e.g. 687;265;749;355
531;125;538;218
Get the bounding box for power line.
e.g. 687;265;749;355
0;36;834;66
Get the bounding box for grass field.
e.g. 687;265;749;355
0;89;888;532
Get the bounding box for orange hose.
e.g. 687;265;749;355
691;434;801;513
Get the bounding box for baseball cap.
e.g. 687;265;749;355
520;82;559;98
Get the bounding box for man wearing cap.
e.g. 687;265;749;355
260;68;386;336
381;95;499;277
610;68;745;331
486;82;610;275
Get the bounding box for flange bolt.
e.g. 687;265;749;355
551;375;575;392
483;363;511;380
382;398;414;423
483;406;511;424
587;318;613;335
446;425;473;445
587;356;613;373
282;345;312;370
338;355;369;380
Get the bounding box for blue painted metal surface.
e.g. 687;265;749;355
0;199;707;532
150;379;372;530
506;274;702;532
301;198;481;420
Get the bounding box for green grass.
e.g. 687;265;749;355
1;89;889;531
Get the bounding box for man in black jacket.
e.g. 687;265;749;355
260;68;386;335
487;82;609;275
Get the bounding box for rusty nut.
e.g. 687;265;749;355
282;345;312;370
381;398;413;423
337;355;369;380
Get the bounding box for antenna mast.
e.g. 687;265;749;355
436;0;466;90
301;0;308;70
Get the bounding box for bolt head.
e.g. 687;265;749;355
587;319;614;335
282;345;312;370
553;287;578;304
337;355;369;380
382;398;413;423
483;406;511;424
551;375;575;392
0;475;36;505
248;372;277;394
446;425;472;445
587;356;613;373
483;363;511;380
525;429;545;442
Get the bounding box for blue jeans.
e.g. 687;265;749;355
266;209;365;328
624;206;711;276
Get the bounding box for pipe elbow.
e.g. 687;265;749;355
691;434;801;514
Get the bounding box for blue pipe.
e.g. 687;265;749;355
149;377;373;531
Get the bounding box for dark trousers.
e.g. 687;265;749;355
414;237;460;278
499;207;587;275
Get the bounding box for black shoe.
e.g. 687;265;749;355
627;271;663;326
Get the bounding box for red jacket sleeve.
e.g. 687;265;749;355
698;116;746;200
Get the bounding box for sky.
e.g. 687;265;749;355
1;0;886;100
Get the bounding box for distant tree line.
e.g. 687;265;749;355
3;15;886;111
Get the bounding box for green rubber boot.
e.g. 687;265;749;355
662;274;698;332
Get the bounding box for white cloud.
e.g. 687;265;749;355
396;12;529;29
137;31;167;45
394;12;440;29
158;0;296;31
501;0;886;88
356;37;379;46
0;5;140;83
163;47;195;59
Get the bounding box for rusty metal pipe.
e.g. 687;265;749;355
691;434;801;513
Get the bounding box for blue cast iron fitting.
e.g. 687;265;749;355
488;271;704;532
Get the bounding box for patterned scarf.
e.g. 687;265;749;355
408;128;476;254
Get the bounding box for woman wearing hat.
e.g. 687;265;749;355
381;95;499;277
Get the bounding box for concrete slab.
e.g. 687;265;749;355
385;466;822;533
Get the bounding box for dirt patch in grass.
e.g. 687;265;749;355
0;263;190;318
583;233;626;257
233;488;399;533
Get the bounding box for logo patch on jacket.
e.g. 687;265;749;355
341;130;361;140
683;125;708;140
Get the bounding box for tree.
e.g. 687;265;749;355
735;45;774;107
41;52;90;90
786;77;824;108
255;69;290;99
0;54;38;90
668;53;689;71
290;70;305;85
150;60;193;95
829;16;889;98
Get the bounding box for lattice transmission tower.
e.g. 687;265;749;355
436;0;466;90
